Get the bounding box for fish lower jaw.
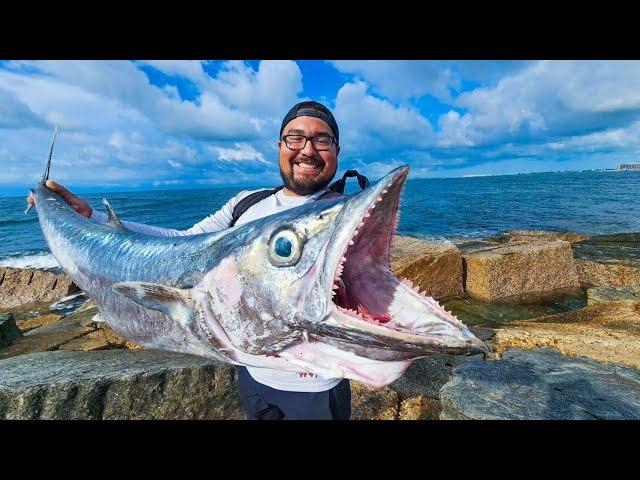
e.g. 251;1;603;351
328;274;488;355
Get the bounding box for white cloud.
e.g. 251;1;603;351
136;60;206;83
205;60;303;117
330;61;460;102
211;142;269;165
334;81;435;153
0;88;46;129
438;61;640;147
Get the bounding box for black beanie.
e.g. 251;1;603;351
280;101;339;145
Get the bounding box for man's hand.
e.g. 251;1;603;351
26;180;93;218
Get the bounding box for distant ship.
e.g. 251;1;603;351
616;163;640;171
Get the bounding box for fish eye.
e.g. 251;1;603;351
268;228;303;267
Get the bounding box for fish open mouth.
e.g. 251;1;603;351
326;166;487;356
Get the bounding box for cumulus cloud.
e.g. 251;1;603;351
330;61;533;105
438;61;640;147
0;60;305;192
0;88;46;129
2;60;640;193
211;142;269;165
136;60;207;83
330;61;460;103
334;81;435;154
205;60;303;117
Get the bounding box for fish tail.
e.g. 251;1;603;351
40;125;58;186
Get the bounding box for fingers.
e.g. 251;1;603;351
27;195;35;206
45;180;75;202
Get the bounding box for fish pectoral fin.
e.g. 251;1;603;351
102;198;127;231
112;281;192;325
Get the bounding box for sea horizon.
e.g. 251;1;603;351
0;166;627;198
1;168;639;271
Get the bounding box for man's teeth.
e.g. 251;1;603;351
294;162;320;171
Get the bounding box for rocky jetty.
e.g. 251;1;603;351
0;267;79;309
440;348;640;420
459;240;580;301
0;350;244;420
390;235;463;300
1;230;639;420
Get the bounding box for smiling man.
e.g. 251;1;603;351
27;101;352;420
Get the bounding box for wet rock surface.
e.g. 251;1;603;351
587;285;640;304
445;291;586;327
440;348;640;420
0;267;79;309
390;235;464;301
486;230;590;244
0;350;244;420
0;313;22;348
461;240;581;301
490;300;640;370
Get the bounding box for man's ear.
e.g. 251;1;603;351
277;140;282;149
335;145;340;157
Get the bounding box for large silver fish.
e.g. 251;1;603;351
30;132;486;388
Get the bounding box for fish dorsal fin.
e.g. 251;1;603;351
112;282;192;327
102;198;127;231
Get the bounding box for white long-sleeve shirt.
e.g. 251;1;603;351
91;187;342;392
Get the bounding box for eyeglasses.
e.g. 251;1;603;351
281;134;336;151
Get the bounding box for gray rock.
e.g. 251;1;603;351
390;353;477;400
587;285;640;304
0;313;23;348
440;348;640;420
0;350;244;419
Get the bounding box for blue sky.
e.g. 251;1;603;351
1;60;640;196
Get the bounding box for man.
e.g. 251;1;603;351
27;101;352;420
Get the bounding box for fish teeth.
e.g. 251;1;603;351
348;240;355;246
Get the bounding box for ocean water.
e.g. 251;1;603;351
1;169;639;270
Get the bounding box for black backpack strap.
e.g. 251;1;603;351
328;169;370;194
229;187;283;227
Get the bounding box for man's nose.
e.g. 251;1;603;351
300;138;317;156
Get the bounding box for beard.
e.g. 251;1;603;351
280;156;337;196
